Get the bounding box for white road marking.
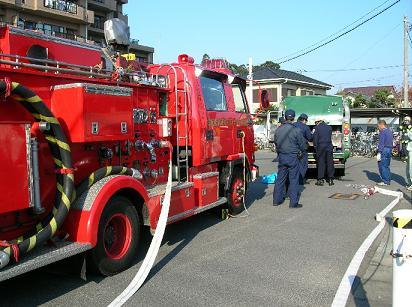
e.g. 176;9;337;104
331;187;403;307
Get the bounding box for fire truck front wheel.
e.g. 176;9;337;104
88;196;141;276
227;168;246;215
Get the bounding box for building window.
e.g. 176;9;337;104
93;16;104;29
29;22;78;40
301;90;314;96
17;19;25;28
253;88;278;103
44;0;78;15
200;76;227;111
282;88;296;97
24;21;36;30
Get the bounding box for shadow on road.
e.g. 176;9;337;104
0;198;260;306
245;180;269;205
363;170;407;186
350;275;371;307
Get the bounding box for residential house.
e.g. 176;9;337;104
245;67;332;113
342;85;396;102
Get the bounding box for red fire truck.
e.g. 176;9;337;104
0;20;257;281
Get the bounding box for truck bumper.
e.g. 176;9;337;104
308;163;345;169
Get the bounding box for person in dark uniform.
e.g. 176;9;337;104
294;113;312;184
313;118;335;186
376;119;393;186
274;109;306;208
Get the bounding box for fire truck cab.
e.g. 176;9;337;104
0;20;257;280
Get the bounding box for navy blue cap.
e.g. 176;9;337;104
299;113;308;120
285;109;295;119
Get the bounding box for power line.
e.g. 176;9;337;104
333;74;405;86
324;22;401;80
275;0;393;62
306;64;409;73
408;31;412;48
278;0;400;64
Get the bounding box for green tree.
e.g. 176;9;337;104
253;104;278;124
229;60;280;76
351;94;368;108
371;89;395;107
255;61;280;71
202;54;210;61
229;63;249;76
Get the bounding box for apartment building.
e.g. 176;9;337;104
0;0;154;63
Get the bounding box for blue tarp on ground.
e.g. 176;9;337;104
261;173;277;184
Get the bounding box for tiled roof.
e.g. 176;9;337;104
243;67;331;88
342;85;396;97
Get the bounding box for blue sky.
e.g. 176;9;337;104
125;0;411;92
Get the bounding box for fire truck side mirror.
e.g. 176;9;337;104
104;18;130;48
260;89;270;109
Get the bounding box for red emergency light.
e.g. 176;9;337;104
178;54;195;64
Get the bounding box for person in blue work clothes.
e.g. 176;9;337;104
273;109;307;208
376;119;393;186
294;114;312;184
313;118;335;186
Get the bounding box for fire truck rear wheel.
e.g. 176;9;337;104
88;196;140;276
227;168;246;215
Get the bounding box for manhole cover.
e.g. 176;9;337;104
329;193;362;200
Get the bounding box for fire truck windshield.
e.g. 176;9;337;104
200;76;227;111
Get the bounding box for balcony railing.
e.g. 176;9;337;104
44;0;78;15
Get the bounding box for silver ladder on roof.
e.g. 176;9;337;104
156;64;190;182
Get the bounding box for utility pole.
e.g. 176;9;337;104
403;16;409;107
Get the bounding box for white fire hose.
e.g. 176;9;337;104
109;158;173;307
392;209;412;307
332;187;403;307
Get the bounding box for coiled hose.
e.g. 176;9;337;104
75;166;139;199
0;80;74;264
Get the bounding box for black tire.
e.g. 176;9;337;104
88;196;140;276
226;168;246;215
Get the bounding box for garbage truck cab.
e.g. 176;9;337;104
279;95;351;177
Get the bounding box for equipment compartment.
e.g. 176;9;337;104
0;123;32;214
51;83;133;143
193;172;219;207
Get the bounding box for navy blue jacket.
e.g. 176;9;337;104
294;121;313;143
313;122;333;150
378;127;393;153
274;122;307;154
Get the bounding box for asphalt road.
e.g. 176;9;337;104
1;152;411;307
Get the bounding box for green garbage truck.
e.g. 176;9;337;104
279;95;351;177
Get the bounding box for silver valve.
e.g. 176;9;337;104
0;250;10;270
135;140;156;162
